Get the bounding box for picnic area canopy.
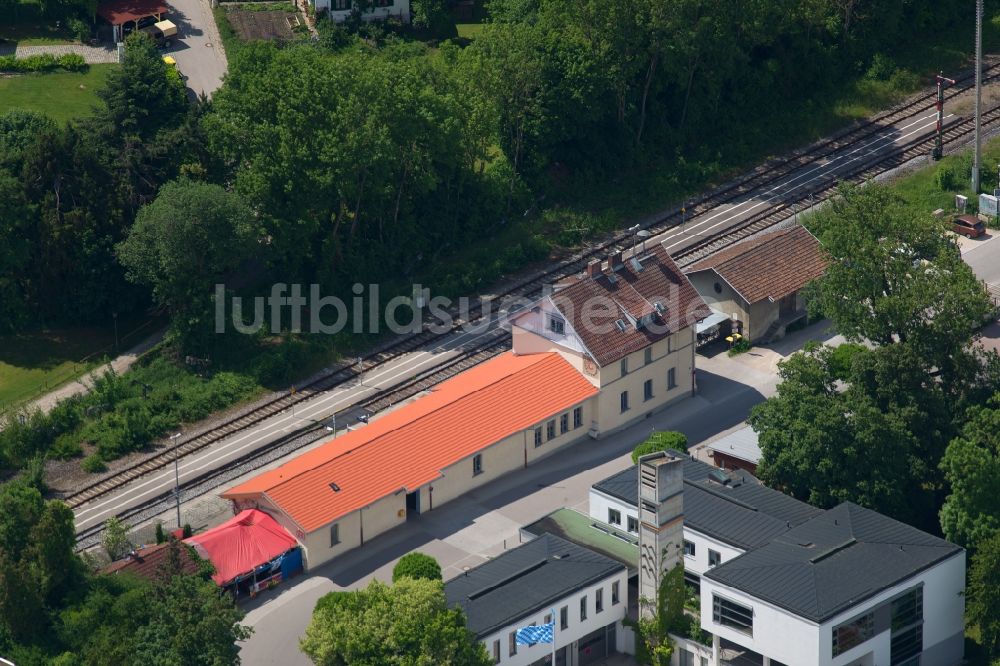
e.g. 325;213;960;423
97;0;168;26
184;509;298;586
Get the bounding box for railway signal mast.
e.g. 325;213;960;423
973;0;984;192
934;72;956;160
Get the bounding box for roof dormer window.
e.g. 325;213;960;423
548;316;566;335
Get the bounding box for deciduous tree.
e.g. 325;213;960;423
301;577;489;666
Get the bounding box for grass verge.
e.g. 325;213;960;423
0;64;115;123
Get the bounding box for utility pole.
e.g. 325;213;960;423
170;432;182;528
934;73;956;160
973;0;984;191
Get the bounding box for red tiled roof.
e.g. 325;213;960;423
550;245;710;366
101;540;200;580
97;0;168;25
684;225;827;304
222;352;597;533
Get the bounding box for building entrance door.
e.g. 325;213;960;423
406;490;420;516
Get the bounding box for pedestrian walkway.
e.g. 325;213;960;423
0;43;119;64
27;327;166;415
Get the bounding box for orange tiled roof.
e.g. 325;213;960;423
684;225;827;304
222;352;597;533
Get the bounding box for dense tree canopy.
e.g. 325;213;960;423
391;552;442;583
939;395;1000;549
968;532;1000;659
631;431;688;463
300;577;489;666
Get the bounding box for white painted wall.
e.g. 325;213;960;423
313;0;410;22
588;488;743;578
477;568;629;666
701;551;967;666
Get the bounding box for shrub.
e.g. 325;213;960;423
727;337;751;356
81;454;106;473
865;53;896;81
631;431;688;463
392;552;442;582
182;523;192;538
155;523;166;544
68;18;91;42
57;53;88;72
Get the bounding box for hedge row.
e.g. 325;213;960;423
0;53;89;73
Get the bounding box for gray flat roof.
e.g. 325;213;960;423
592;454;821;550
704;502;963;623
705;425;761;464
444;533;625;639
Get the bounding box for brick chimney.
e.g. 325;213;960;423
586;259;602;278
609;251;623;271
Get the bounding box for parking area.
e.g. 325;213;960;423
160;0;227;97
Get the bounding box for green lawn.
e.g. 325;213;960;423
0;18;78;45
0;314;155;412
0;64;114;123
888;136;1000;216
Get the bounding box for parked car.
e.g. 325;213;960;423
953;214;986;239
123;15;161;37
140;20;178;47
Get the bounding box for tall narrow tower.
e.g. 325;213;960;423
637;451;684;619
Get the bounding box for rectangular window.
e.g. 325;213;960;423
508;631;517;657
668;367;677;389
832;611;875;657
620;391;630;413
891;586;923;632
330;523;339;547
573;407;583;428
534;427;543;447
560;413;569;434
684;540;696;557
612;581;620;605
548;316;565;334
596;588;604;613
560;605;569;630
544;612;552;625
644;379;654;401
473;454;483;476
890;586;924;666
679;649;695;666
333;0;349;9
627;515;639;533
608;508;622;525
645;348;653;365
683;570;701;596
891;626;923;665
492;639;501;664
620;358;629;376
579;595;587;621
708;549;722;567
547;420;556;439
713;595;753;635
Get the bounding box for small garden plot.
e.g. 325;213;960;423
226;8;299;42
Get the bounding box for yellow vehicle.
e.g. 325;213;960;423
162;55;177;66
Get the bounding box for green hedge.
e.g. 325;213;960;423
0;53;89;73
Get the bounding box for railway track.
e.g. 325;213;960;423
65;63;1000;517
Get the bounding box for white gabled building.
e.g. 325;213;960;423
312;0;410;24
445;533;629;666
589;455;966;666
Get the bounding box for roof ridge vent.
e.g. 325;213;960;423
808;537;857;564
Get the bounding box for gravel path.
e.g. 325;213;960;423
0;43;120;64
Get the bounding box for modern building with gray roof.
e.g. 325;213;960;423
445;532;629;666
588;453;967;666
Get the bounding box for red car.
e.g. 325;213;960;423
953;214;986;239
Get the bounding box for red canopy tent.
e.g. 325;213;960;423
184;509;298;586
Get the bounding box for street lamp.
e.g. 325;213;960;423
169;432;182;528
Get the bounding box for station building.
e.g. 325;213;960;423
222;245;708;571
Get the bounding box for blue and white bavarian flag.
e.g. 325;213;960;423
515;610;555;646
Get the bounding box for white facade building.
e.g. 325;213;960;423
312;0;410;23
445;533;629;666
589;456;966;666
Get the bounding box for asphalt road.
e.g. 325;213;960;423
161;0;227;97
963;231;1000;284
